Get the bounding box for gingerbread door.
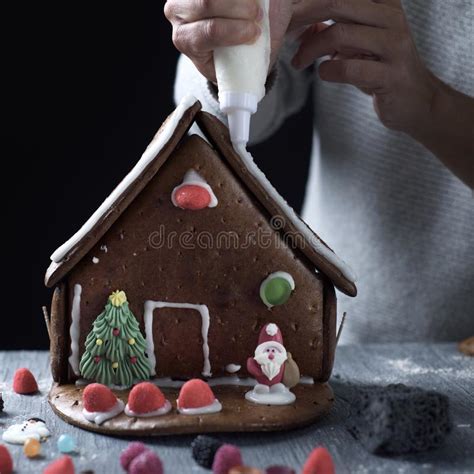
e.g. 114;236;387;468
144;302;211;379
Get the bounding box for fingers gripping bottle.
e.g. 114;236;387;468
214;0;271;147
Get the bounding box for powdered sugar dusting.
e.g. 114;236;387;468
387;358;473;379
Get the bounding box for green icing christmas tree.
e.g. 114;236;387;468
79;290;150;387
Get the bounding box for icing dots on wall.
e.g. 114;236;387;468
260;272;295;308
171;169;218;210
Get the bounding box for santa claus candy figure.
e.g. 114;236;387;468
245;323;297;405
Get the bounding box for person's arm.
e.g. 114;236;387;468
290;0;474;188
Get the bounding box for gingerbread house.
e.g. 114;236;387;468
45;96;356;432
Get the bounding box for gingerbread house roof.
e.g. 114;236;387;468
45;96;357;296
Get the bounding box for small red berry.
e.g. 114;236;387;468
113;328;120;336
94;356;101;364
130;357;137;364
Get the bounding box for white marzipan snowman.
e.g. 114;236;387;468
2;417;51;445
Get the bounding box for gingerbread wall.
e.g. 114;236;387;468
63;134;335;382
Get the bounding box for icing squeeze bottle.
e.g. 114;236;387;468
213;0;271;147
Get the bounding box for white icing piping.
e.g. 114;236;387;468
171;169;218;208
225;364;241;374
144;301;212;377
45;261;60;283
245;382;296;406
68;284;82;376
82;399;124;425
265;322;280;336
177;398;222;415
234;144;357;283
124;400;172;418
49;95;199;264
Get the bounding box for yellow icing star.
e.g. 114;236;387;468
112;362;119;369
128;338;136;345
96;338;103;346
109;290;127;307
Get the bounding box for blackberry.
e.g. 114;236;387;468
191;435;223;469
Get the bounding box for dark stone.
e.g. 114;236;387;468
348;384;452;455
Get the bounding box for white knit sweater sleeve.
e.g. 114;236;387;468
173;41;313;145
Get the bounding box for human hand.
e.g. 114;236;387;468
291;0;441;136
165;0;293;83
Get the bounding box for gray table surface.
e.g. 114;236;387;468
0;344;472;474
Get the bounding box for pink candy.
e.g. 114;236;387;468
129;451;163;474
212;444;243;474
120;442;148;471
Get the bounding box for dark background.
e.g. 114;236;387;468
4;4;312;349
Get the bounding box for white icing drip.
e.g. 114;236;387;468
234;144;357;283
299;376;315;385
92;256;100;264
68;284;82;376
225;364;241;374
265;323;279;336
245;383;296;406
2;420;51;445
144;301;212;377
260;272;295;309
177;398;222;415
100;245;108;253
49;95;199;265
124;399;172;418
82;399;124;425
171;169;218;208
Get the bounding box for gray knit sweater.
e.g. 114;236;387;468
174;0;474;343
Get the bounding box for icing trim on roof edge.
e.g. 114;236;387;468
49;94;200;264
234;143;357;284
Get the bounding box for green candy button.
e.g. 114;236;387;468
262;277;293;306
